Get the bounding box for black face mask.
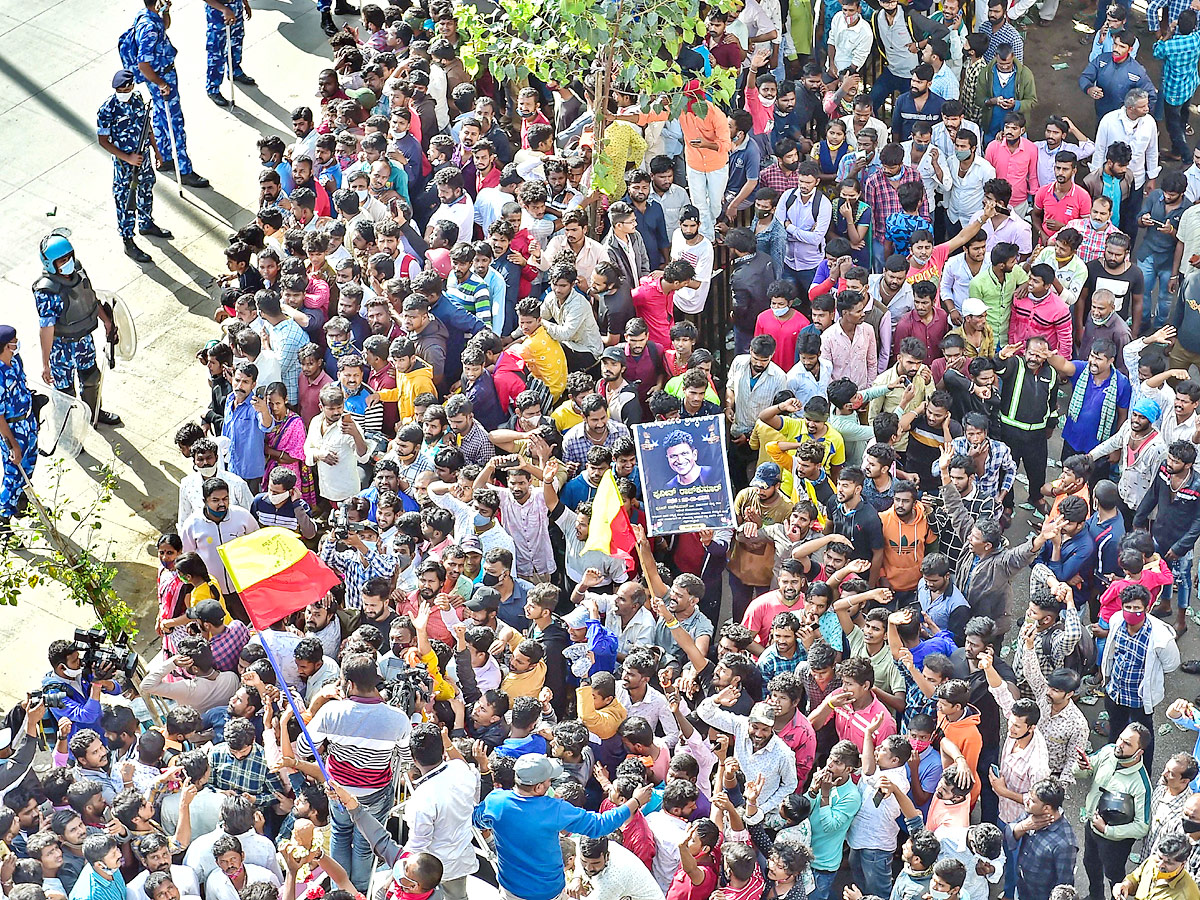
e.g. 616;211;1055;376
1184;819;1200;835
481;573;501;586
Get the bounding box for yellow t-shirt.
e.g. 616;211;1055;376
521;326;567;400
190;581;232;624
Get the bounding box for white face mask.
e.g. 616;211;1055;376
356;189;369;203
196;463;218;478
61;666;83;679
772;306;790;318
115;90;135;103
267;491;290;505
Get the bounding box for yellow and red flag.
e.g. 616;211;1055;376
582;470;637;571
218;527;340;631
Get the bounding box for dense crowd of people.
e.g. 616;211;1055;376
18;0;1200;900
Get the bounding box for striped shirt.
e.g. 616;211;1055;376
447;276;494;332
300;696;411;795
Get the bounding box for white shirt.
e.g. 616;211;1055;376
428;63;450;129
646;811;689;890
177;468;253;533
587;592;657;654
902;140;941;212
941;253;985;312
127;866;201;900
843;113;891;149
847;766;910;850
938;153;997;224
670;231;715;315
574;841;665;900
304;414;371;502
829;13;874;72
1185;164;1200;203
1094;109;1160;188
185;830;284;884
247;350;281;388
615;683;682;748
1034;139;1096;186
431;193;476;243
205;864;281;900
930;120;980;164
179;508;259;594
404;758;481;880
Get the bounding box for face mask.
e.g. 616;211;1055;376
772;306;790;318
1090;217;1107;229
1124;609;1147;627
209;507;228;520
760;96;776;108
196;463;218;478
1182;820;1200;835
115;90;134;103
780;159;798;171
955;149;972;161
356;189;369;203
909;737;932;753
473;513;491;527
930;890;951;900
517;108;535;118
757;207;773;218
267;491;289;505
914;142;929;152
481;572;500;586
61;666;83;679
1092;313;1114;327
363;541;378;554
1113;49;1129;61
888;172;903;182
59;258;76;276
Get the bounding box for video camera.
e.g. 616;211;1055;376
332;511;368;552
73;628;140;683
381;665;433;717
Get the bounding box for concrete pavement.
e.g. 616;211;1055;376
0;0;338;706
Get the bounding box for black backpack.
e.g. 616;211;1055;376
1041;618;1098;676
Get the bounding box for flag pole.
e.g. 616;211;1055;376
255;628;335;787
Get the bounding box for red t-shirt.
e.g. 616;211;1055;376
632;277;676;349
754;308;811;370
666;858;719;900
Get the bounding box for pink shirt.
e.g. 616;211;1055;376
754;308;810;370
298;369;333;425
984;136;1040;203
741;590;806;644
821;322;878;389
833;696;898;751
777;710;818;786
1008;290;1073;358
632;276;677;349
1033;182;1093;238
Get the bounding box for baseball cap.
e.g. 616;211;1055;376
960;297;988;317
348;87;378;109
514;753;564;786
748;702;775;726
460;535;484;555
465;585;501;612
0;727;12;753
679;204;701;224
751;462;782;488
185;599;226;626
600;345;626;363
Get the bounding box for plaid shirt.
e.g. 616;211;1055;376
1154;32;1200;106
1148;0;1195;26
208;743;285;808
392;450;435;488
796;662;841;715
757;646;803;679
265;318;308;400
209;621;252;672
758;164;799;196
1105;619;1152;707
979;21;1024;61
563;420;631;466
948;436;1015;497
319;536;400;609
1066;218;1120;264
1016;605;1083;696
455;421;497;466
896;659;937;727
1015;814;1078;900
862;167;928;240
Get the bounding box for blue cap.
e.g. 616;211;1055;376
112;69;135;89
1133;397;1161;421
752;462;782;487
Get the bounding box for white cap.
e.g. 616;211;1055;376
961;297;988;317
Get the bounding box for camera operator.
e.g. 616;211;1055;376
42;640;123;738
318;497;400;610
0;697;46;794
140;637;239;715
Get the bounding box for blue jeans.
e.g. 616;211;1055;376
850;847;894;899
1001;821;1020;897
1138;256;1173;333
1169;552;1193;609
331;784;392;890
810;868;839;900
869;68;910;115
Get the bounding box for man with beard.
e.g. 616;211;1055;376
892;65;945;143
1046;339;1131;459
177;438;252;531
596;347;642;426
624;171;669;268
829;466;885;586
127;833;202;900
670;206;714;317
67;730;121;802
1077;232;1145;336
741;557;807;652
791;63;826;147
904;389;962;495
728;462;795;620
474;456;555;582
993;337;1059;515
697;693;798;808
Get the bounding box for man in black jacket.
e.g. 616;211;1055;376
523;582;570;717
727;227;775;355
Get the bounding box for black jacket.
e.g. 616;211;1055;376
730;251;775;332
